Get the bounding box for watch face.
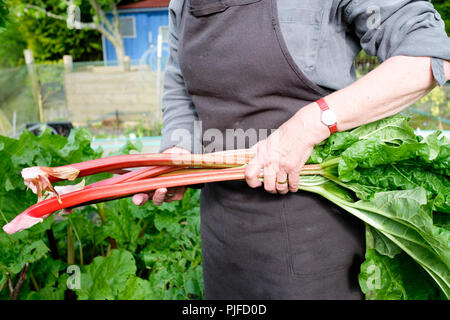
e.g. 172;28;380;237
321;109;337;126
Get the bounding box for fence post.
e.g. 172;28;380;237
24;49;44;122
63;55;73;73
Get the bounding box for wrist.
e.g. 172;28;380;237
294;102;331;145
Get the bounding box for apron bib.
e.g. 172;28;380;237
178;0;365;299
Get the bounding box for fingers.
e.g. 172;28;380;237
153;187;187;205
152;188;167;205
132;192;152;206
287;170;300;193
133;186;186;206
165;187;186;202
263;165;277;194
275;171;289;194
245;152;263;189
245;141;293;195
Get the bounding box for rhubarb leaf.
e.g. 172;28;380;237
103;200;142;252
359;248;407;299
351;114;417;143
107;139;142;156
25;286;66;300
352;164;450;212
0;238;49;275
301;182;450;299
76;249;138;300
417;131;450;176
338;138;421;181
367;225;402;259
117;276;153;300
359;249;443;300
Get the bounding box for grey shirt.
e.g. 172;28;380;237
160;0;450;152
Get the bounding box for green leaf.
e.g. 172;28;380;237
350;163;450;212
338;138;421;181
103;200;142;252
0;238;49;275
301;183;450;299
359;249;407;299
117;276;153;300
359;249;443;300
367;225;402;259
25;286;65;300
417;131;450;175
351;114;417;144
107;140;142;156
76;249;137;300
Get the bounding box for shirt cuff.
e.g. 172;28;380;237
431;58;447;86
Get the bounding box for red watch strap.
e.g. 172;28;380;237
329;123;338;134
316;98;329;111
316;98;338;134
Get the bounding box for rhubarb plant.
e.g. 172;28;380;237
0;129;203;300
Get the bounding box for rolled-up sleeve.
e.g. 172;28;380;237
159;0;201;152
341;0;450;85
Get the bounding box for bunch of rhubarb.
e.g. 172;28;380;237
3;115;449;299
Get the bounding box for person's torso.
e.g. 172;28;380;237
177;0;333;150
172;0;361;91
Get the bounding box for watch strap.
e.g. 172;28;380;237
316;98;338;134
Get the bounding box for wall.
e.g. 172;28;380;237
64;67;162;126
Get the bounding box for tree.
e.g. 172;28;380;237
16;0;137;67
0;18;27;67
0;0;102;67
0;0;8;27
17;0;103;63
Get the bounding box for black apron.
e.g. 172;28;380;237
178;0;365;299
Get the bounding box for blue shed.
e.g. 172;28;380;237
102;0;170;68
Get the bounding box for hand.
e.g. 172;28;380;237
245;103;329;194
132;147;190;206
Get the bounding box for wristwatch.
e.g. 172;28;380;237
316;98;338;134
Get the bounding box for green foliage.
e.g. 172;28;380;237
0;0;8;28
0;128;203;300
359;249;443;300
0;19;27;67
433;0;450;35
303;115;449;299
0;0;102;67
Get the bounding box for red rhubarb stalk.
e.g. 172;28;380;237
4;167;249;234
47;150;257;182
21;150;257;199
5;164;325;234
85;166;181;189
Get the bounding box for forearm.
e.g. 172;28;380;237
298;56;446;141
328;56;439;131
